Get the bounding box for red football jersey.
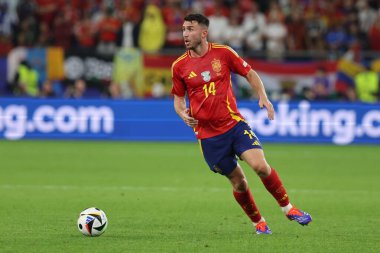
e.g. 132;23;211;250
171;43;252;139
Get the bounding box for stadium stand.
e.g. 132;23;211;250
0;0;379;101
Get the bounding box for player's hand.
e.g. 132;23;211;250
259;98;275;120
180;109;198;127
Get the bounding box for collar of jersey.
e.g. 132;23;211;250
187;42;211;59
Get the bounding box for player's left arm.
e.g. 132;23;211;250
245;69;275;120
225;46;275;120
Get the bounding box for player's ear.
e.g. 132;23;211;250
201;29;208;39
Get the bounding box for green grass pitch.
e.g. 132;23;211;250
0;141;379;253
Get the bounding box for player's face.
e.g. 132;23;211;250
182;21;207;50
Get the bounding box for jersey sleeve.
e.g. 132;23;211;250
171;63;186;97
225;47;251;76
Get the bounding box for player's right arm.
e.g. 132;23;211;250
171;56;198;128
174;95;199;128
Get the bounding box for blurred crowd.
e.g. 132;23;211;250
1;0;380;102
1;0;380;56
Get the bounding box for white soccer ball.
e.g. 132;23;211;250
77;207;108;236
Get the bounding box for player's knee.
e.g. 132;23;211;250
252;163;271;177
233;178;248;192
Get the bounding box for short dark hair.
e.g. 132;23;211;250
184;13;209;27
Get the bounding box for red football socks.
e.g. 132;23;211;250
260;168;290;207
233;189;262;223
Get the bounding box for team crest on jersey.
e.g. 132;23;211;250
201;71;211;82
211;58;222;73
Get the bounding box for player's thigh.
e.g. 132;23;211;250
232;121;263;156
240;148;271;175
200;137;236;176
231;122;270;173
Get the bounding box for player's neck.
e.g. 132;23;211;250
190;41;209;58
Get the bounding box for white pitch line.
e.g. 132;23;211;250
0;184;226;192
0;184;377;195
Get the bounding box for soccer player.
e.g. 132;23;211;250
171;14;312;234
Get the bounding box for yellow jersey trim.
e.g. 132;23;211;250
171;53;188;76
226;95;243;122
211;44;239;57
198;139;203;156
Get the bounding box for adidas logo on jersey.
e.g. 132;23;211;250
187;71;197;79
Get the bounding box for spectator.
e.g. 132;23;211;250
356;0;377;33
346;22;369;51
91;2;107;23
138;3;166;53
36;22;51;47
264;8;287;59
0;33;12;56
304;0;322;20
0;1;16;37
285;7;306;51
39;79;56;98
73;11;97;49
162;0;185;48
52;15;71;49
118;0;143;26
304;10;326;51
112;47;144;97
14;60;39;97
355;64;379;103
52;2;78;49
64;79;87;99
207;5;228;44
340;0;358;30
107;81;122;99
340;0;357;17
189;0;207;14
238;0;254;15
151;81;166;99
14;15;38;47
16;0;36;24
242;1;266;51
280;82;296;101
368;15;380;51
204;0;229;17
298;86;317;101
266;1;285;23
323;1;344;28
96;7;122;55
224;7;245;53
325;22;348;57
311;67;332;100
34;0;63;27
119;0;143;48
281;0;304;17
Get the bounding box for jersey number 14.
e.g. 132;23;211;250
203;82;216;98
